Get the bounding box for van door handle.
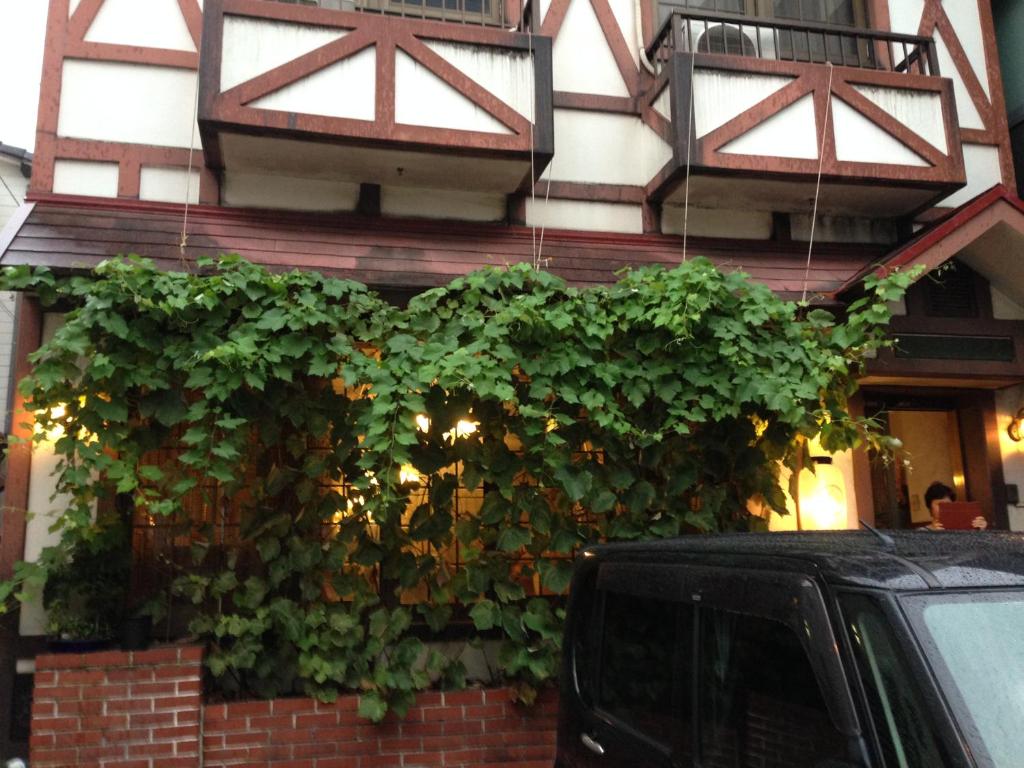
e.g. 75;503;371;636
581;733;605;756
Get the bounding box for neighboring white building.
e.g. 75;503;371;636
0;146;29;434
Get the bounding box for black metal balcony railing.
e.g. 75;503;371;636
648;10;939;77
276;0;516;28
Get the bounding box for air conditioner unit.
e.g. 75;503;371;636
686;21;777;60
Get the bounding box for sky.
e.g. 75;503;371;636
0;1;49;151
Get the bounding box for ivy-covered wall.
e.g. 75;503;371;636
0;255;912;718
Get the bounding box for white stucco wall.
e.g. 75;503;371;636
19;314;70;637
0;155;26;434
996;386;1024;532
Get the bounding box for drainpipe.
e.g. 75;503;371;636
636;0;657;75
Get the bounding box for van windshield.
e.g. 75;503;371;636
902;592;1024;768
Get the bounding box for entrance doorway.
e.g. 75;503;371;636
864;389;1006;529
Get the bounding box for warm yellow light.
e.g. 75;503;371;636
35;403;68;442
399;464;421;484
1010;409;1024;442
798;460;847;531
546;418;558;433
415;414;431;433
453;420;477;438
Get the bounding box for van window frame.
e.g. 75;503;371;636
579;560;864;765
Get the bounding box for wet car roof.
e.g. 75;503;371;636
586;530;1024;591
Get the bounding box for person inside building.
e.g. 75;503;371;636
923;481;988;530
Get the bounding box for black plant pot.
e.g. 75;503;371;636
120;615;153;651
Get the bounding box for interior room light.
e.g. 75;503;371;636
1008;408;1024;442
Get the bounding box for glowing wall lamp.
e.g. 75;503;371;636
1008;408;1024;442
797;457;847;531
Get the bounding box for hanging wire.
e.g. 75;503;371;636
681;37;697;262
526;4;537;268
801;62;834;303
179;50;202;271
525;0;553;269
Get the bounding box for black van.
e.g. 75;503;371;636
556;530;1024;768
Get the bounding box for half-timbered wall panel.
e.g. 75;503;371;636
58;60;199;149
885;0;1014;206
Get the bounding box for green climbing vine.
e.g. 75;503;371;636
0;254;914;719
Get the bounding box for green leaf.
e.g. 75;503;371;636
496;525;532;552
358;692;388;722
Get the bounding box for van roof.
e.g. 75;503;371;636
586;530;1024;591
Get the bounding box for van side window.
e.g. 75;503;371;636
841;594;947;768
596;590;692;750
700;609;847;766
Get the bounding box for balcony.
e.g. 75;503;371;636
198;0;553;203
643;10;966;217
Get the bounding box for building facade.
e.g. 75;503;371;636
0;0;1023;757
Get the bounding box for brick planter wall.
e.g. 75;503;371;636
30;646;203;768
204;688;558;768
30;646;558;768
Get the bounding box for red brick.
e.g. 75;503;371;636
108;668;155;684
132;739;176;757
176;678;203;695
84;683;129;700
357;754;401;767
129;647;180;665
294;712;338;729
151;758;198;768
399;720;444;738
39;684;86;702
29;731;55;748
176;708;200;726
250;714;295;731
31;700;57;718
102;761;150;768
273;697;317;714
441;689;484;707
442;719;483;736
153;694;200;710
316;758;361;768
292;741;339;758
398;754;444;768
311;725;361;743
33;670;58;687
178;645;204;661
129;711;173;728
106;697;154;714
223;700;273;717
415;691;444;707
130;680;177;696
376;737;422;754
60;668;106;685
81;713;129;730
34;652;84;670
483;688;515;704
83;650;132;667
439;747;486;765
205;746;256;762
154;663;201;679
463;703;505;719
153;724;199;741
30;747;81;765
31;716;81;733
222;728;268;745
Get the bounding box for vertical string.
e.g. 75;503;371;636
801;62;834;303
681;40;696;262
179;43;202;271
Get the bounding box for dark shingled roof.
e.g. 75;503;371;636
0;196;883;298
